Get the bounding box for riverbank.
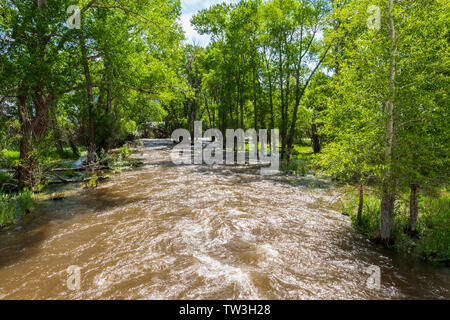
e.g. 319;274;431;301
0;139;448;299
341;187;449;266
0;142;145;230
2;140;448;268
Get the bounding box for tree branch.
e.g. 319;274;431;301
90;5;164;31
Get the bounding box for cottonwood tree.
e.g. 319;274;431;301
0;0;184;186
319;0;449;243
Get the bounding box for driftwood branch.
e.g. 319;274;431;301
90;5;165;31
47;176;109;185
49;166;109;173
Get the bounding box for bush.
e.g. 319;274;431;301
280;159;309;176
416;196;450;262
0;189;34;228
118;119;137;143
344;190;449;263
344;191;380;239
119;144;132;159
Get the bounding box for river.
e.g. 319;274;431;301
0;139;448;299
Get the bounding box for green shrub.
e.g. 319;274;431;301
416;196;450;262
344;190;449;263
119;144;132;159
344;191;380;239
281;159;308;176
118;119;137;142
0;189;34;228
83;175;99;189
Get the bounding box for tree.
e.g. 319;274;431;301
0;0;185;186
318;0;449;243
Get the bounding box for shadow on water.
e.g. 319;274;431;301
0;184;158;269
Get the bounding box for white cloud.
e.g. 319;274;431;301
179;0;240;47
179;13;211;47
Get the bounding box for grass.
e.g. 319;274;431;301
291;145;314;158
40;146;81;162
1;149;20;166
342;188;450;264
415;196;450;262
281;144;314;176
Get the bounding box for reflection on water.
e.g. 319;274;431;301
0;139;448;299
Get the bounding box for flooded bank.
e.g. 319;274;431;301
0;139;448;299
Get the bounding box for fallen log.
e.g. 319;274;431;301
47;176;109;185
49;166;110;172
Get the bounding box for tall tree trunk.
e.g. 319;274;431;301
17;93;33;188
333;0;341;75
286;66;301;159
228;99;234;129
278;37;287;160
252;61;259;157
204;93;212;128
240;70;244;129
268;71;274;133
409;183;419;235
380;0;397;245
80;36;96;164
106;87;112;113
69;137;80;158
51;112;64;155
310;122;321;154
235;75;240;129
252;63;257;132
17;86;54;188
380;188;394;243
286;43;331;160
357;184;364;226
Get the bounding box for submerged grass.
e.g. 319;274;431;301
281;144;314;176
342;189;449;264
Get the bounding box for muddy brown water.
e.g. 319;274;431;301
0;139;448;299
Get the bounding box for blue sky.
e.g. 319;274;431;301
180;0;239;47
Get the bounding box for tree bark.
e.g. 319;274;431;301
380;0;397;245
69;137;80;158
252;63;257;132
380;187;394;244
204;93;212;128
17;93;33;188
409;183;419;235
252;61;259;158
310;122;321;154
51;112;64;155
278;35;287;160
333;0;341;75
268;70;274;132
80;36;96;164
235;74;240;129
